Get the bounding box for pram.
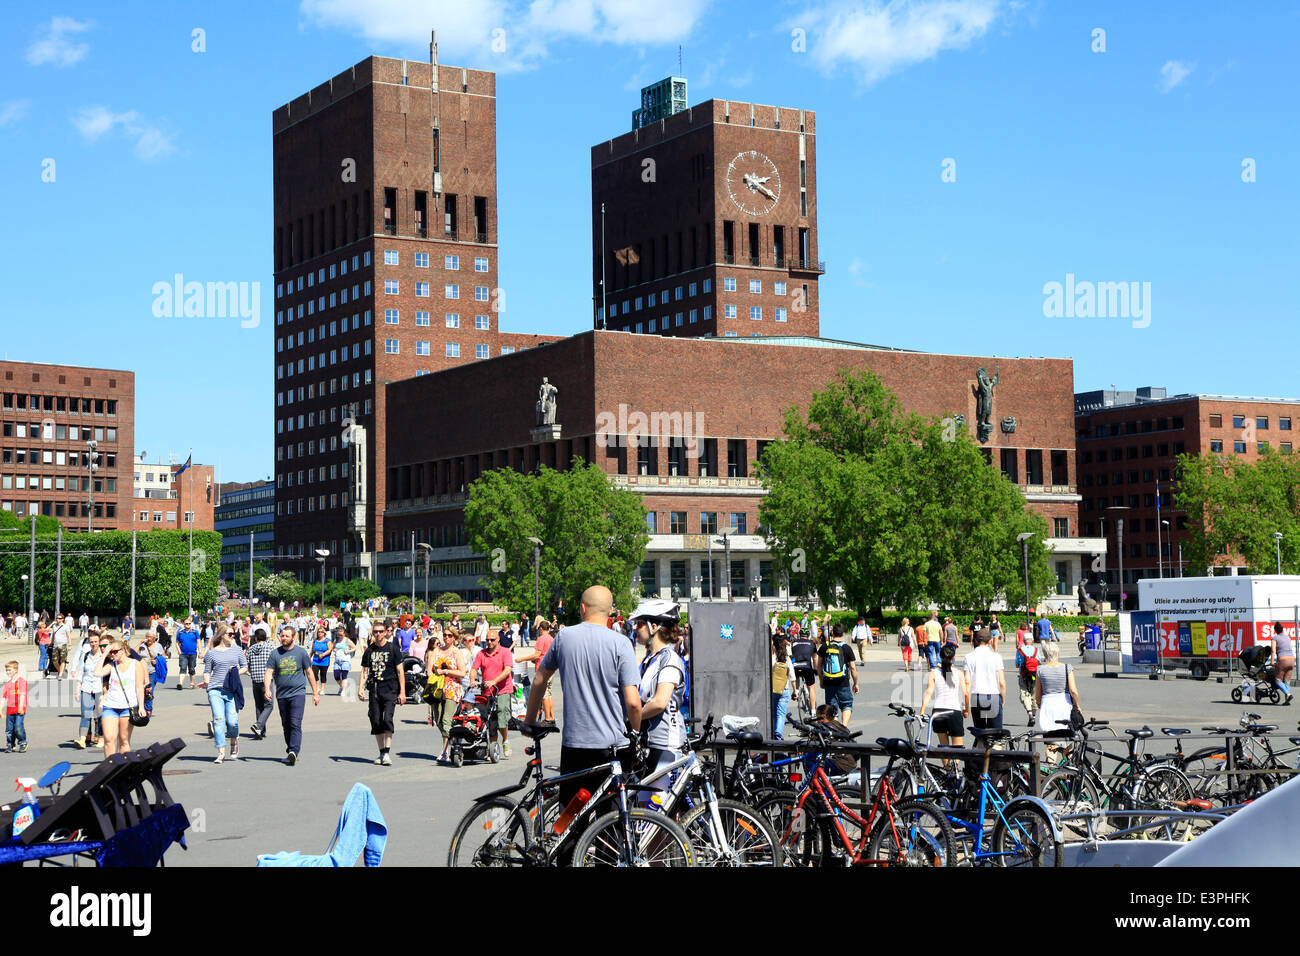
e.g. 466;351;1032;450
1233;645;1280;704
401;656;428;706
447;686;501;767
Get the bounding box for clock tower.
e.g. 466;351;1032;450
591;92;821;339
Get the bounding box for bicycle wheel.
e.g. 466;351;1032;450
571;808;694;867
866;798;956;867
679;798;783;867
1181;748;1230;805
1135;765;1194;840
990;804;1062;867
887;767;916;802
756;792;822;867
447;798;532;867
1041;767;1102;837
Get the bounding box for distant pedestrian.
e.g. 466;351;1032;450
198;625;249;764
265;626;320;765
963;629;1005;734
1270;622;1294;705
331;626;357;695
1035;611;1059;643
897;617;915;672
817;624;859;725
921;612;942;669
1017;636;1040;726
247;627;275;739
73;629;105;749
852;617;872;658
1035;641;1082;738
97;638;147;758
921;644;968;760
3;661;28;752
175;618;202;689
310;625;333;689
770;634;795;739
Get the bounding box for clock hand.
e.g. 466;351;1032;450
755;183;776;200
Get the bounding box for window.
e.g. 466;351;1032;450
675;286;683;300
750;306;761;320
645;513;657;535
384;250;398;265
1282;443;1293;454
1025;450;1044;484
729;512;747;534
446;313;460;328
688;282;697;296
474;286;490;302
1258;442;1269;453
415;341;430;356
414;252;429;268
474;257;489;272
649;318;657;332
723;277;736;292
475;315;490;330
1257;416;1269;430
384;279;399;294
700;512;718;534
384;339;399;354
501;346;515;355
690;309;698;324
703;279;712;293
446;343;460;357
1053;518;1069;537
774;308;787;322
724;305;737;319
1209;414;1222;428
1234;441;1246;454
774;281;787;295
415;311;430;326
669;511;687;534
445;285;460;299
748;279;761;294
676;313;684;327
1232;415;1245;429
384;309;399;324
445;255;459;270
1281;417;1292;431
475;344;489;359
414;282;430;297
703;306;712;321
635;297;644;311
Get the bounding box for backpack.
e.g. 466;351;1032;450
1021;647;1039;676
821;641;847;680
772;659;789;694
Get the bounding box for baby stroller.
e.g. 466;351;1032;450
447;686;501;767
1232;645;1280;704
401;656;428;706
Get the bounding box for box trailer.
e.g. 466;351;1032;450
1135;575;1300;680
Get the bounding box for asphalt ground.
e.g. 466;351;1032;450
0;635;1292;866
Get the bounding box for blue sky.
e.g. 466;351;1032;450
2;0;1297;479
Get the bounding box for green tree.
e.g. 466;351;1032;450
324;577;383;607
1175;451;1300;574
757;367;1053;616
229;561;272;598
465;459;649;615
256;571;305;604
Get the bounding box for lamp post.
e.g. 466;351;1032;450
1274;532;1284;575
417;543;433;607
21;575;30;641
315;549;330;610
527;537;543;618
1016;533;1035;629
1160;519;1170;580
85;439;99;533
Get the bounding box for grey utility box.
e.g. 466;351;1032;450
687;601;771;739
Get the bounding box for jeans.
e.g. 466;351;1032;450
277;695;305;754
252;680;274;733
79;690;102;738
924;643;940;668
772;686;791;739
207;688;239;749
37;644;49;673
6;713;26;745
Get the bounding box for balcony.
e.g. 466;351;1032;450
791;257;826;274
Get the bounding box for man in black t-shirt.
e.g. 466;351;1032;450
789;629;818;712
359;622;406;765
817;624;859;725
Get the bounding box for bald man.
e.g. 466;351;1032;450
524;586;642;807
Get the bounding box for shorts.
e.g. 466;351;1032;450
50;645;68;667
178;654;197;675
333;668;350;683
931;710;964;737
102;706;132;720
971;694;1003;730
368;693;397;735
824;682;854;714
793;666;815;688
495;692;511;729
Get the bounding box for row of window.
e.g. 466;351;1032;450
1211;414;1292;430
0;475;116;492
1;423;117;443
382;280;491;301
275;398;372;436
382;250;490;273
1082;468;1172;488
640;558;782;599
276;370;373;410
1;449;118;468
277;282;371;323
603;278;794;320
277;312;372;351
384;311;492;330
385;340;491;359
280;462;349;487
1082;416;1185;439
276;251;370;301
644;511;750;535
136;510;189;523
1080;441;1186;463
1;395;118;416
3;501;115;520
1083;495;1169;511
278;493;348;515
1210;440;1293;455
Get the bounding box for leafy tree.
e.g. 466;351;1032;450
757;367;1054;616
229;561;272;598
324;577;383;607
1175;451;1300;574
435;592;464;607
465;459;649;615
256;571;305;604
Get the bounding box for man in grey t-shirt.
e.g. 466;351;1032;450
264;627;320;765
524;585;641;806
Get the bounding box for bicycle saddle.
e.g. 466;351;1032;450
1124;727;1154;740
973;728;1010;741
727;731;764;745
1289;736;1300;746
875;737;916;759
1202;726;1238;734
517;722;559;740
1244;724;1278;734
1160;727;1191;735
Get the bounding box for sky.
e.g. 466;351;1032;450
2;0;1297;481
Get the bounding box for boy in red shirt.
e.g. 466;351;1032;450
3;661;28;752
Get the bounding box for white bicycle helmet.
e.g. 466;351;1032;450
628;599;681;627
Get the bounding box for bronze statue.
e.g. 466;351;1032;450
536;377;558;426
973;365;999;443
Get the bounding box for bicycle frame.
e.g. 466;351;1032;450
783;760;912;866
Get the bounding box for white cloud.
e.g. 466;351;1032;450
0;100;32;127
72;106;176;162
1157;59;1195;93
26;16;93;68
793;0;1001;85
299;0;711;69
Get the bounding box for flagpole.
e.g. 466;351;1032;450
188;447;194;616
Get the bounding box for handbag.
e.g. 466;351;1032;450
426;669;446;701
113;661;150;727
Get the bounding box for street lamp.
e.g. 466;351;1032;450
526;537;543;618
1160;519;1170;579
1274;532;1284;575
85;439;99;533
1107;505;1130;611
20;575;30;640
1016;533;1035;629
315;549;329;609
417;543;433;607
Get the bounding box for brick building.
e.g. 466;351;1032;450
1075;387;1300;606
129;457;216;532
379;331;1098;605
271;51;558;583
592;94;823;339
0;360;134;531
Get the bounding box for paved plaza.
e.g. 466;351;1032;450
0;635;1287;866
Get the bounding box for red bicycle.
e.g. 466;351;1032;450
757;720;955;867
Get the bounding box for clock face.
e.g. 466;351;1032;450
726;150;780;216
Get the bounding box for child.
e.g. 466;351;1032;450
3;661;28;752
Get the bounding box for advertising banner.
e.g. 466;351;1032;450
1129;611;1160;667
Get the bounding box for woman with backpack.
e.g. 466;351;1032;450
1034;641;1082;738
771;634;796;739
897;617;916;672
1017;632;1041;726
920;643;968;765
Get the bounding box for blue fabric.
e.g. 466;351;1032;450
95;803;189;867
223;665;245;711
772;687;790;740
256;783;387;867
0;836;103;865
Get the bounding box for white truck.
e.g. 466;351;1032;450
1134;575;1300;680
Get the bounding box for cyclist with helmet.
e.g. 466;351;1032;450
629;600;688;788
789;624;818;713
